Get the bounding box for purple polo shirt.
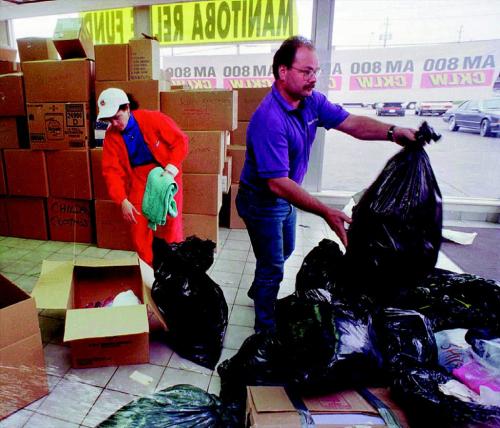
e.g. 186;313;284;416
240;83;349;193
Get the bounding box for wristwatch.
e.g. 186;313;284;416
387;125;396;142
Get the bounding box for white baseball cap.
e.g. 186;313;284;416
97;88;129;120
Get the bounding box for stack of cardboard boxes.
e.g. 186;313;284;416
224;87;270;229
17;19;95;244
160;89;237;244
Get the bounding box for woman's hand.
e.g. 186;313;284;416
121;199;140;224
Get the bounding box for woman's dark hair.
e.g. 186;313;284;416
272;36;315;80
120;93;139;111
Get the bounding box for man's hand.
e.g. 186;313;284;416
393;126;417;146
322;207;352;247
121;199;140;224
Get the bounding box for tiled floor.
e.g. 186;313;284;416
0;210;468;428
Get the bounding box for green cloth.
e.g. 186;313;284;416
142;167;178;231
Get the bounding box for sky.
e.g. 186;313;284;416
12;0;500;52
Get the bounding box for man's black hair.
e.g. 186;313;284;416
272;36;315;80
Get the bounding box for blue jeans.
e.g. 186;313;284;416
236;185;297;332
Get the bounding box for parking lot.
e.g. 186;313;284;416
322;107;500;199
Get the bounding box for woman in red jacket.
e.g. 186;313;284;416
97;88;188;266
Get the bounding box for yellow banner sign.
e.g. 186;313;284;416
81;8;134;45
152;0;297;45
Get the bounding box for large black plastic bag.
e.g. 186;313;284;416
275;289;382;392
374;308;438;372
98;384;237;428
217;332;284;427
295;239;344;293
151;237;228;369
345;142;442;301
391;366;500;428
398;268;500;334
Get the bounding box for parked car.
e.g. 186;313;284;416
415;101;453;116
444;98;500;137
375;102;405;116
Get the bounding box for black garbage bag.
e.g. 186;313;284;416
295;239;344;293
98;384;237;428
151;236;228;369
398;269;500;334
275;289;383;392
345;130;442;302
374;308;437;372
217;332;284;427
391;366;500;428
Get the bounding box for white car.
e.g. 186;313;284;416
415;101;453;116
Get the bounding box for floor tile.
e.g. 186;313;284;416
24;412;79;428
0;272;20;282
156;367;210;392
215;347;239;372
234;288;254;307
43;344;71;377
222;239;251;251
227;229;250;241
229;305;255;327
222;324;254;350
218;228;230;240
220;286;237;305
81;389;136;428
36;378;102;424
55;243;89;255
26;374;63;411
13;274;39;293
149;339;174;366
246;251;256;262
284;264;300;279
107;364;164;396
209;270;242;288
45;253;75;262
208;375;221;395
36;241;70;252
217;248;248;262
0;248;31;261
65;365;117;388
78;247;111;258
212;258;246;275
2;260;38;275
167;352;213;375
239;274;253;289
285;254;305;268
243;262;256;275
0;409;33;427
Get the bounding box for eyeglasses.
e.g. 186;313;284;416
290;66;322;80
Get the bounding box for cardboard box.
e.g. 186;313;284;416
96;80;160;112
0;61;19;74
229;183;245;229
90;148;110;200
23;59;94;103
0;197;7;235
6;197;48;240
183;213;219;244
17;37;59;62
246;386;409;428
32;258;161;368
230;121;249;146
227;145;246;184
47;197;93;243
128;38;160;81
183;131;225;174
0;118;19;149
222;156;232;194
0;73;25;116
46;149;92;200
183;173;222;215
0;274;48;420
4;149;49;197
95;44;128;81
0;151;5;195
27;102;92;150
95;200;135;251
0;46;16;62
160;90;237;131
53;18;94;60
236;87;270;121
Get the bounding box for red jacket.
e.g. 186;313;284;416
102;109;188;205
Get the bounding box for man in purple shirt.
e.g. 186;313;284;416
236;36;418;333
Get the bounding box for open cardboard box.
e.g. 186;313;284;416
0;274;48;420
246;386;409;428
32;257;165;369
